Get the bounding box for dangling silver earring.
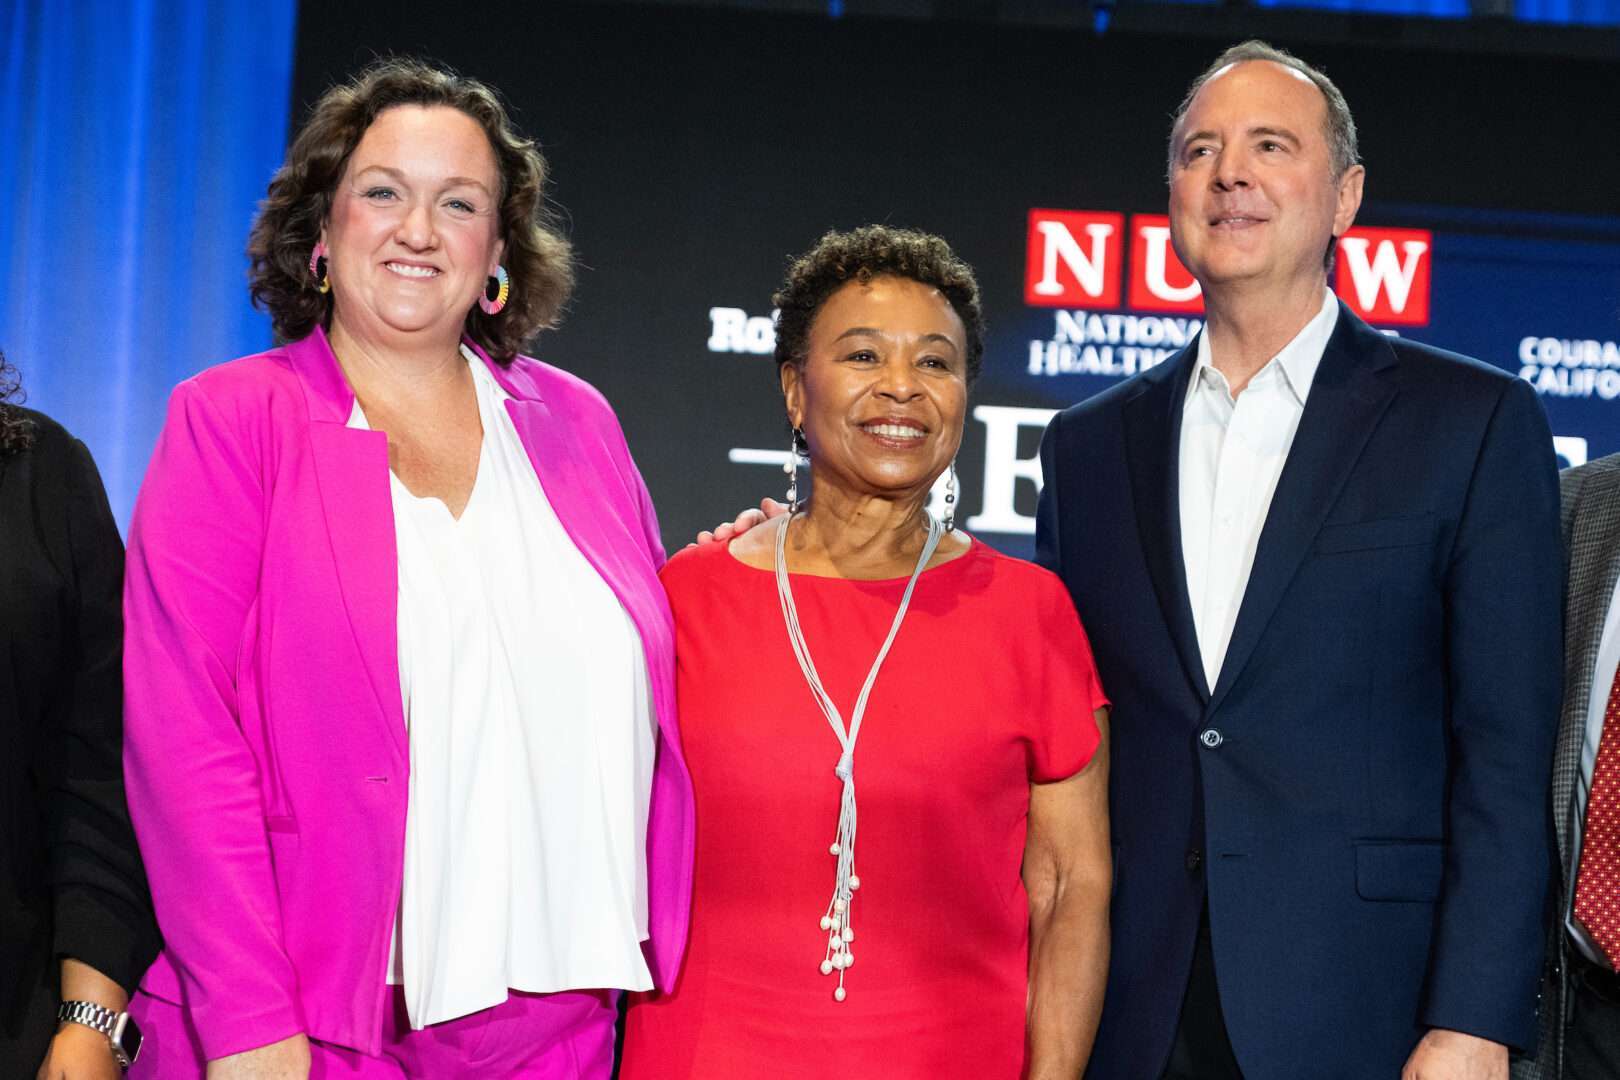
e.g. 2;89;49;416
942;459;958;532
784;428;806;512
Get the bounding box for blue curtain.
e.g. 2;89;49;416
0;0;297;528
1513;0;1620;22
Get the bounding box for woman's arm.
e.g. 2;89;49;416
46;436;161;993
204;1036;312;1079
35;959;127;1080
123;381;306;1065
1024;708;1111;1079
34;435;160;1080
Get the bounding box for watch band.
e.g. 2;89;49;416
57;1000;137;1068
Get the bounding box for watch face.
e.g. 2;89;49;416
113;1013;142;1066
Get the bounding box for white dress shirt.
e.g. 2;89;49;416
1180;289;1340;690
1567;576;1620;965
350;347;656;1028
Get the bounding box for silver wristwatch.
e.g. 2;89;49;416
57;1000;143;1068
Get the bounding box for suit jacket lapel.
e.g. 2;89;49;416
1208;307;1399;712
290;331;406;764
1555;461;1620;867
1124;346;1210;703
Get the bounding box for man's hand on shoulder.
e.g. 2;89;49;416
687;498;789;548
1401;1029;1508;1080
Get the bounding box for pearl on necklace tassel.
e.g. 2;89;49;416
842;926;855;942
819;915;832;931
849;875;861;891
833;897;846;914
834;987;847;1002
820;959;833;976
829;842;841;856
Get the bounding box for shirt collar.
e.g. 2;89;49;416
464;343;512;402
1188;288;1340;406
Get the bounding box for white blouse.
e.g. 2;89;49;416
348;347;655;1028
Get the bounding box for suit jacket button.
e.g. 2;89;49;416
1185;849;1203;872
1199;728;1223;749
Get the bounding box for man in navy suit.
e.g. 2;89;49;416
1036;40;1562;1080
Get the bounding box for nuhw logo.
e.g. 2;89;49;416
1024;209;1433;326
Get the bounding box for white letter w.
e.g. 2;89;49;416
1338;237;1428;314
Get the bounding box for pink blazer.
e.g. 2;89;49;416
123;329;694;1061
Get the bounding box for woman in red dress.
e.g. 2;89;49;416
622;226;1111;1078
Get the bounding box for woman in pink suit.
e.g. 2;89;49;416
122;59;692;1079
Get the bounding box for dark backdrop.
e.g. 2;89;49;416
292;3;1620;555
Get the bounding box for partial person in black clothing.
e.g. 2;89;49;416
0;351;159;1077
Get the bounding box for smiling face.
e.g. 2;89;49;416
781;275;968;509
322;104;504;351
1168;60;1363;299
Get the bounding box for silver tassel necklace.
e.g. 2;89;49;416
773;511;944;1001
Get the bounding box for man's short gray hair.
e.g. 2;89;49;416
1168;40;1361;180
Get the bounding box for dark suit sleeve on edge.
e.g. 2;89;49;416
1420;377;1562;1051
47;438;160;993
1559;460;1589;551
1035;410;1065;576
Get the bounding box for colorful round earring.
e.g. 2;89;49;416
480;265;510;315
308;242;330;295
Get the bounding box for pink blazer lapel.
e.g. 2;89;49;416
501;394;620;571
288;331;406;764
472;344;677;748
502;394;675;705
308;425;405;764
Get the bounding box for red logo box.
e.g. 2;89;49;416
1024;209;1125;309
1126;214;1203;314
1334;227;1432;326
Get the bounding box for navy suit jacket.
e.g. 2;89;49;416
1037;304;1563;1080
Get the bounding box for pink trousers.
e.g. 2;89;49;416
129;986;616;1078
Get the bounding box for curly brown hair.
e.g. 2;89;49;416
0;350;35;455
771;225;985;384
247;57;573;361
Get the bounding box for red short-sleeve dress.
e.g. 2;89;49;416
621;536;1107;1079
